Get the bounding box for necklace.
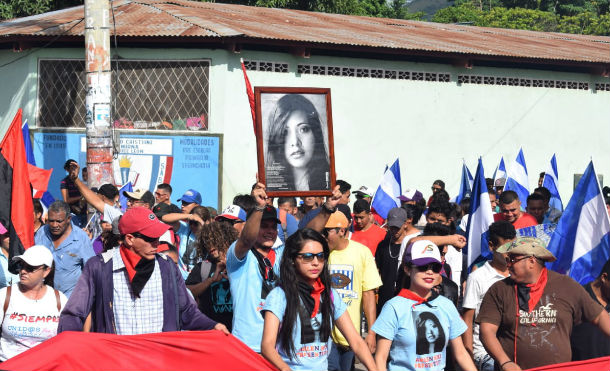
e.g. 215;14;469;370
388;243;401;259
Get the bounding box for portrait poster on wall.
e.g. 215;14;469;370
255;87;336;197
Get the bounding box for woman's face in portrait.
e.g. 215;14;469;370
283;110;315;169
424;319;439;343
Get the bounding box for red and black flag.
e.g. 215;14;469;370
0;109;34;270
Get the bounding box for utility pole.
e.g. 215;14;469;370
84;0;115;192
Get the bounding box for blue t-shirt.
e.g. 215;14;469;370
262;287;346;371
34;223;95;297
227;241;284;352
372;295;467;371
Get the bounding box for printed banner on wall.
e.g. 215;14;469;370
32;131;221;209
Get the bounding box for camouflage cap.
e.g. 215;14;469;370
497;237;557;262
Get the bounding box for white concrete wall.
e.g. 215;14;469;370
0;46;608;208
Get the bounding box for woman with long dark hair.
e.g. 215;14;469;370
261;229;375;371
265;94;330;191
372;240;475;371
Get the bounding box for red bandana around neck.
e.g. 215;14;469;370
120;245;142;283
525;267;548;312
310;278;325;318
266;249;276;266
398;289;428;305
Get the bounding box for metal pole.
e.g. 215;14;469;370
84;0;115;191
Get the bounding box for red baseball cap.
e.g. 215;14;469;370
119;207;170;238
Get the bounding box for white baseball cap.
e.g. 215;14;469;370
403;240;442;266
12;245;54;267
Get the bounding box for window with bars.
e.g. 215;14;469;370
37;59;210;130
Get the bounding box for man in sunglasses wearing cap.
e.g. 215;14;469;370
58;207;228;335
228;182;342;353
477;237;610;370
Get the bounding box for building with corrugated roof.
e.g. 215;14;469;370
0;0;608;207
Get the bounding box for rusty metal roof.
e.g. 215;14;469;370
0;0;608;65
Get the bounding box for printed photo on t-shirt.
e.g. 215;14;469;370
414;311;446;355
329;264;357;305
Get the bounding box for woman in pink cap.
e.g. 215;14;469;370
0;245;66;360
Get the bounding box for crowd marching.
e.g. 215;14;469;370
0;157;610;371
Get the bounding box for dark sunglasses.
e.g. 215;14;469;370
507;255;531;264
296;252;326;263
19;263;44;273
415;263;443;273
131;232;158;243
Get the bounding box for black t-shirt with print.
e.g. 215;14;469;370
186;261;233;331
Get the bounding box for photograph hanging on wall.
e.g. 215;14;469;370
255;87;336;197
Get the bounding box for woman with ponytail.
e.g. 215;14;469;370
261;228;376;371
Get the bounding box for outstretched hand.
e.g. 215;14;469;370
251;182;268;208
324;185;342;210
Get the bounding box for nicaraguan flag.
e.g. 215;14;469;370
465;157;494;267
118;182;133;212
504;148;529;205
493;157;506;184
543;154;563;212
21;120;55;209
455;161;474;204
547;161;610;284
371;158;401;220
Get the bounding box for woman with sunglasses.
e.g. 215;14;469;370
261;229;376;371
372;240;475;371
0;245;66;361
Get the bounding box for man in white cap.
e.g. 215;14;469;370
478;237;610;370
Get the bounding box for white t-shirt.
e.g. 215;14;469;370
444;245;463;287
103;204;123;224
0;284;67;361
462;262;508;359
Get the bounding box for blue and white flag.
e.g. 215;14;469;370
493;157;506;184
465;158;494;267
22;120;55;209
504;148;529;204
119;182;134;212
371;158;401;220
542;154;563;212
455;161;474;204
547;161;610;284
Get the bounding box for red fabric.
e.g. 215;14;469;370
119;245;141;282
27;163;52;198
397;288;427;305
311;278;324;318
240;60;257;137
493;212;538;229
267;248;276;266
0;109;34;251
351;224;387;255
1;331;278;371
526;268;548;312
525;356;610;371
370;208;385;226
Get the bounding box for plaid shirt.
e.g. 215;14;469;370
112;248;164;335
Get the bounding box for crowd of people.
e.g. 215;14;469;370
0;159;609;371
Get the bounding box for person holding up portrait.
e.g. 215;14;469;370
265;94;330;192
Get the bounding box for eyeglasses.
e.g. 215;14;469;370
431;187;442;192
19;263;44;273
182;201;193;207
296;252;326;263
415;263;443;273
321;228;339;237
131;232;159;244
507;255;531;265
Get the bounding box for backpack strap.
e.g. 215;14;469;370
54;289;61;312
3;285;11;314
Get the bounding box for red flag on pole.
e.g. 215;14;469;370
240;58;258;137
0;109;34;260
27;163;53;198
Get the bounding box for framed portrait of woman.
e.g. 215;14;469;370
255;87;336;197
